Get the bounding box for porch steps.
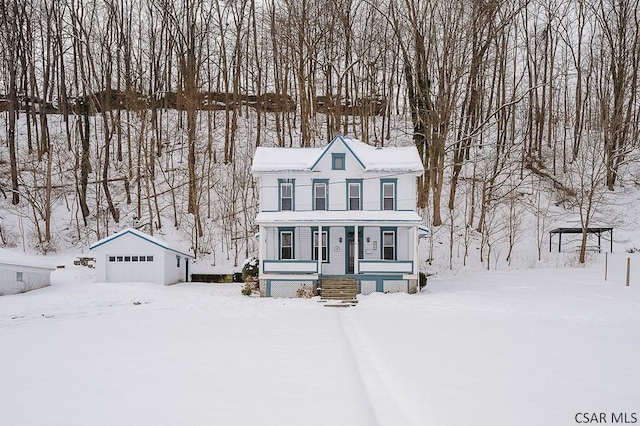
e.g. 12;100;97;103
319;278;358;307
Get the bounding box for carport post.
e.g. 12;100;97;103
610;229;613;253
558;233;562;253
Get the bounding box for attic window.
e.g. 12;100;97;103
332;153;345;170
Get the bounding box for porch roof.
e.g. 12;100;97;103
255;210;423;226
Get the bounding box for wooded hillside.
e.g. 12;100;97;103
0;0;638;267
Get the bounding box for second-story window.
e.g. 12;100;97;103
279;179;294;211
348;181;361;210
382;180;396;210
314;181;327;210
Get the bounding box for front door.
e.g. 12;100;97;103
345;228;363;274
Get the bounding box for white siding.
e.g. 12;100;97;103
0;264;52;296
363;227;379;260
397;227;410;260
396;175;417;211
299;227;312;260
296;178;312;211
322;227;345;275
259;175;279;212
163;251;189;285
92;233;170;285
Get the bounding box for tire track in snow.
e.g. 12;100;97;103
339;310;423;426
327;309;381;426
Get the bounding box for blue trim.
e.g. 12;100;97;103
380;227;397;260
312;179;329;211
346;179;363;211
332;153;346;170
278;227;295;259
310;135;367;171
89;229;193;258
358;259;414;274
380;178;397;211
263;260;318;274
266;280;271;297
278;179;295;211
311;226;330;263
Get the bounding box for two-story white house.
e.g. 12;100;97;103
251;134;426;298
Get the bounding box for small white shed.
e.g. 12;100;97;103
90;228;194;285
0;250;56;296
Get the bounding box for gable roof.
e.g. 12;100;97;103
89;228;194;258
251;134;424;174
309;135;366;170
0;248;57;270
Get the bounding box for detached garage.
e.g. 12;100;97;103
0;249;56;296
90;228;193;285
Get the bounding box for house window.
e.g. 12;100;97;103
279;179;294;211
312;230;329;262
382;230;396;260
124;256;131;262
347;180;362;210
139;256;146;262
109;256;116;262
332;153;345;170
313;181;328;211
16;272;23;282
147;256;154;262
132;256;138;262
280;229;294;260
117;256;123;262
177;255;181;267
381;180;396;210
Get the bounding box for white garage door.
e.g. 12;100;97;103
106;255;158;283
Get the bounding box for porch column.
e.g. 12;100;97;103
317;226;323;276
413;225;419;276
259;224;265;274
354;225;359;274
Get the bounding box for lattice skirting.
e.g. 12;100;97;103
360;280;377;295
269;280;315;298
382;280;408;293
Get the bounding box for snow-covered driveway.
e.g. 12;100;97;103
1;264;638;426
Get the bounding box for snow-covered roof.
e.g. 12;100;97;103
251;135;424;174
0;248;57;270
252;146;322;172
255;210;423;226
89;228;194;258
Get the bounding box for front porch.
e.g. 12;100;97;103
256;220;422;297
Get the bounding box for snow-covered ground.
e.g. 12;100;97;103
1;256;638;426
